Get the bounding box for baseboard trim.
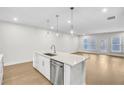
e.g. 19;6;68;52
4;60;32;66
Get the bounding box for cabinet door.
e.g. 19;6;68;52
44;58;50;80
37;56;50;80
0;59;3;85
33;53;37;68
33;53;40;70
38;55;45;75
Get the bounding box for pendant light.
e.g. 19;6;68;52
70;7;74;35
56;15;59;37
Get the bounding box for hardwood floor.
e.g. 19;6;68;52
4;62;52;85
75;52;124;85
3;53;124;85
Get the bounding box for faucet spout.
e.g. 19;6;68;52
51;44;56;54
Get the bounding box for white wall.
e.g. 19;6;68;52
0;22;79;66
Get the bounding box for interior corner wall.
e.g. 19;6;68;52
0;22;79;66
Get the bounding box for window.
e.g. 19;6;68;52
83;39;88;50
111;37;121;52
83;38;96;51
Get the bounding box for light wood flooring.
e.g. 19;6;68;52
75;52;124;85
4;62;52;85
3;52;124;85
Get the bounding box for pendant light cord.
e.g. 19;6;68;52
70;7;74;30
46;19;50;29
56;15;59;33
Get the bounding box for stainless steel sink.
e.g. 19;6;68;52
44;53;57;56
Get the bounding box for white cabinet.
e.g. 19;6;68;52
37;55;44;74
33;53;50;80
0;55;3;85
43;58;50;80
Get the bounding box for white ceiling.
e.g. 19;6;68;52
0;7;124;35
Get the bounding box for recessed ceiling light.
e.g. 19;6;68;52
102;8;108;13
13;17;18;21
67;20;71;24
50;26;54;30
70;30;74;34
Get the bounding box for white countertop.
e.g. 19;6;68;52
35;51;88;66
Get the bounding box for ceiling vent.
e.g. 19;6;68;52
107;16;116;20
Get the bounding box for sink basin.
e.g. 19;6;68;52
44;53;57;56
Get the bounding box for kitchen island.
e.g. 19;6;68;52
33;51;88;85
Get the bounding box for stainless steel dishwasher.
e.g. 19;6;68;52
50;59;64;85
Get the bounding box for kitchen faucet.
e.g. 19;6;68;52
51;44;56;54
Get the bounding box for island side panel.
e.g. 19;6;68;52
71;62;85;85
82;62;86;84
64;64;71;85
64;61;86;85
